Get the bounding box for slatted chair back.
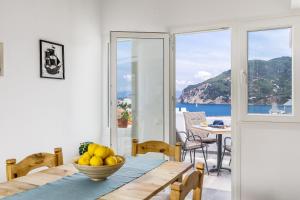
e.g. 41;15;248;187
6;147;63;181
170;162;205;200
183;112;209;138
131;139;182;162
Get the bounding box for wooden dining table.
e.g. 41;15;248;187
192;125;231;173
0;160;193;200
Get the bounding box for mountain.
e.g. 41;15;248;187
248;56;292;105
179;70;231;104
179;56;292;105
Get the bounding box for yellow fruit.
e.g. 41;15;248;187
90;156;103;166
94;146;110;159
78;157;90;166
116;156;123;163
88;143;99;156
105;156;118;166
82;152;91;159
108;148;115;156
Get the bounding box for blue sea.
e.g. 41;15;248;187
176;103;292;116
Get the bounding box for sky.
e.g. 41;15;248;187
116;28;291;94
117;40;132;94
176;30;231;91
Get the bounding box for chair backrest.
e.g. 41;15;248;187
131;139;181;162
6;147;63;181
183;112;208;138
170;162;205;200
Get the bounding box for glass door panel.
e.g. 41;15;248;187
110;32;169;156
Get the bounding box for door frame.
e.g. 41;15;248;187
110;31;170;152
169;24;240;200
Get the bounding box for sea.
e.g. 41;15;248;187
176;103;292;116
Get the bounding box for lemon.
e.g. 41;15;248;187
105;156;118;166
108;148;115;156
115;156;123;163
82;152;91;159
78;156;90;166
94;146;110;159
88;143;99;156
90;156;103;166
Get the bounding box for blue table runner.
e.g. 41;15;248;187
4;156;166;200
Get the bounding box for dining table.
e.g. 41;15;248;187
0;156;193;200
192;125;231;174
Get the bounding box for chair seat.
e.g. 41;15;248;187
201;138;217;144
185;141;206;150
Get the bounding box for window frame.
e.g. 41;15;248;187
240;17;300;122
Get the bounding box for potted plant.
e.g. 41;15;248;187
117;102;130;128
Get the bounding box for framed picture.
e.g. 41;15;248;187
40;40;65;79
0;42;3;76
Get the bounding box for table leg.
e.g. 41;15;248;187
209;134;231;174
217;134;222;169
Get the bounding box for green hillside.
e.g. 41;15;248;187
179;56;292;105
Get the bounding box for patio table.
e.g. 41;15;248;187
192;125;231;174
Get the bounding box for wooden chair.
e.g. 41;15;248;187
170;162;205;200
6;147;63;181
132;139;182;162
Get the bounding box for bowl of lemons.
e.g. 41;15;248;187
73;143;125;181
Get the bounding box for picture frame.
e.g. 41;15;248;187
40;40;65;79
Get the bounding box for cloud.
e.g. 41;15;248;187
194;71;212;81
176;80;194;90
176;80;193;85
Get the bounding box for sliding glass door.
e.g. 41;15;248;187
110;32;170;155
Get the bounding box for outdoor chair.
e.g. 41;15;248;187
217;137;231;175
176;130;209;174
183;112;217;146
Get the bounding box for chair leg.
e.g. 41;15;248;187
182;150;186;161
190;150;193;163
194;149;196;165
217;148;226;176
201;147;209;175
229;155;231;166
205;146;208;159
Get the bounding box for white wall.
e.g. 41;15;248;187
0;0;102;181
240;122;300;200
101;0;300;199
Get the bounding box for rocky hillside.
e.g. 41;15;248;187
178;56;291;105
179;70;231;104
248;56;291;105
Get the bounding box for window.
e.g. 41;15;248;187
247;28;292;115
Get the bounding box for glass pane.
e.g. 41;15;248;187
116;38;164;155
247;28;292;115
175;29;232;133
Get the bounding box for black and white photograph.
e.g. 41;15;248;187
40;40;64;79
